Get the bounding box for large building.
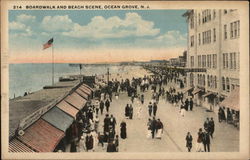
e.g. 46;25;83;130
183;9;240;111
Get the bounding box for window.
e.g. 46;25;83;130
198;33;201;45
222;77;225;90
234;21;237;38
238;21;240;37
190;36;194;47
230;53;233;69
191;56;194;67
225;53;228;68
223;53;225;68
213;10;216;19
224;24;227;39
214;76;217;88
230;21;240;39
207;75;210;87
198;13;201;25
198;55;201;67
226;78;230;92
213;28;216;42
190;17;194;29
233;52;236;69
212;54;217;68
202;55;206;68
224;9;227;14
230;23;233;38
203;75;206;86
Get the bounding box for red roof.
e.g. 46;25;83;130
65;92;87;110
9;138;36;152
220;87;240;111
82;84;94;91
18;119;65;152
79;85;92;95
56;100;79;119
75;88;88;99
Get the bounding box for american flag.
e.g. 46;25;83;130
43;38;53;50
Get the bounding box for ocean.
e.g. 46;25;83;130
9;63;129;99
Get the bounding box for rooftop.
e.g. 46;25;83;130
9;80;80;136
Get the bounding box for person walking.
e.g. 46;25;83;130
196;128;204;152
85;132;94;152
153;102;158;117
105;99;110;113
120;120;127;139
125;104;130;119
180;103;186;117
185;132;193;152
151;117;157;139
209;118;215;138
202;130;210;152
146;118;152;138
137;104;142;119
189;98;193;111
203;118;210;132
114;135;119;152
95;99;100;115
109;114;117;130
141;94;144;104
103;114;110;133
129;104;133;119
155;119;163;139
148;102;153;117
100;100;104;115
185;98;189;111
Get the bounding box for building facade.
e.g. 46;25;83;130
184;9;240;110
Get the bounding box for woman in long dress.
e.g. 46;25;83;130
125;104;130;118
120;121;127;139
180;103;186;117
146;118;152;138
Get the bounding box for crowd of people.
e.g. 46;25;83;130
57;66;237;153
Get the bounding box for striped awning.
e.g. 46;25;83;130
79;85;92;95
65;92;87;110
82;84;94;91
56;100;79;119
192;88;203;95
75;88;88;99
18;119;65;152
9;138;36;152
220;87;240;111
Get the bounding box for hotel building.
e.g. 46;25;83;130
183;9;240;111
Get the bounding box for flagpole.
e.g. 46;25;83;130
52;44;54;85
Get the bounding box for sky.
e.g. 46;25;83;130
9;10;188;63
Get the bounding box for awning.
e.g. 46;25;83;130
82;84;94;92
65;92;87;110
18;119;65;152
56;100;79;119
179;87;193;93
9;138;36;152
203;92;216;98
192;88;202;95
220;87;239;111
79;85;92;95
42;107;74;132
75;88;88;99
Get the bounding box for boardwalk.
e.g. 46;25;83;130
93;82;239;152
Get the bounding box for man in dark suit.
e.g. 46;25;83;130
153;103;158;116
151;117;157;139
209;118;215;138
189;98;193;111
185;98;189;111
104;114;110;133
202;130;210;152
